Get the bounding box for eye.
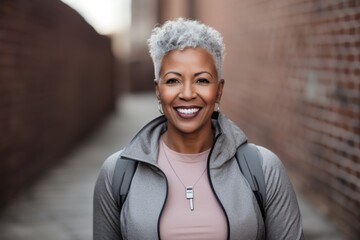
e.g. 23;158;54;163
196;78;210;84
165;78;180;85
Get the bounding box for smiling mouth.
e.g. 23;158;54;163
176;108;200;114
175;107;201;118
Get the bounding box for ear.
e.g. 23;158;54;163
216;79;225;102
154;79;160;99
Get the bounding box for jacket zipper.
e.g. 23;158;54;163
206;133;231;240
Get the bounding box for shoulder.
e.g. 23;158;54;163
255;145;296;200
256;146;284;171
96;150;123;189
255;145;291;188
102;151;122;174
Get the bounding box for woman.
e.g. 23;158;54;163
93;18;304;240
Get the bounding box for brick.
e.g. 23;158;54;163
0;0;115;208
190;0;360;238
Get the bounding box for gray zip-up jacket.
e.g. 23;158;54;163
93;113;304;240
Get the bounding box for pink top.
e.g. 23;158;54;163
158;139;228;240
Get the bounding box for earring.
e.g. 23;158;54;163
215;102;220;112
158;101;164;115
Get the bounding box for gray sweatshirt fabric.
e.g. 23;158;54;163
93;113;304;240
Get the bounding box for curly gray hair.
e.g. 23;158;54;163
147;18;225;80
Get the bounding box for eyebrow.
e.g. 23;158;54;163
195;71;213;78
163;71;214;78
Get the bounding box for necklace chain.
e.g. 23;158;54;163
161;141;207;189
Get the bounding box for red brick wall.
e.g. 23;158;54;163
194;0;359;238
0;0;115;208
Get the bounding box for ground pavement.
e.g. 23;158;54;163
0;93;349;240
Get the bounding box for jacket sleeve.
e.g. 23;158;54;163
93;152;122;240
258;146;304;240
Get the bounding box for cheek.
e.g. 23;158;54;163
197;87;219;103
159;87;179;103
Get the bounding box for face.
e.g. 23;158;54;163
155;48;224;136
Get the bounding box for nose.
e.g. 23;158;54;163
179;81;196;100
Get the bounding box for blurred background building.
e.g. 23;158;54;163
1;0;359;239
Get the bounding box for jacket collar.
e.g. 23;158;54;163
120;112;248;167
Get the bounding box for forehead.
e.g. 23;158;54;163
160;48;216;73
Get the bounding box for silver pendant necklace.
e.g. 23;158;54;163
162;141;207;211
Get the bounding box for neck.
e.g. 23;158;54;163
163;126;214;154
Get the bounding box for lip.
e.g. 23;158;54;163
174;106;202;119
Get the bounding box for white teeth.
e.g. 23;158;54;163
176;108;200;114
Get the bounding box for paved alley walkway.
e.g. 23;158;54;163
0;93;349;240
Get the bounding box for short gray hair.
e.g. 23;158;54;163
147;18;225;80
